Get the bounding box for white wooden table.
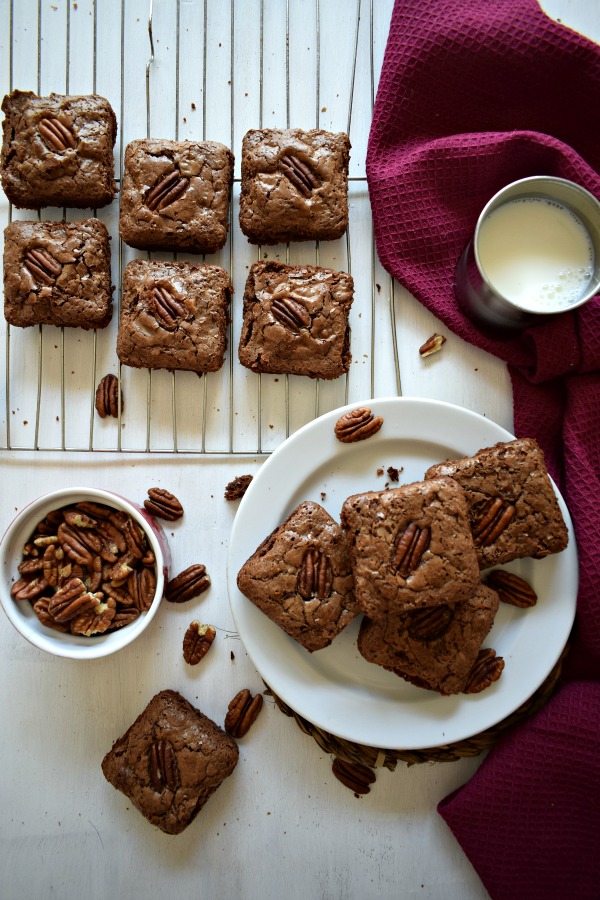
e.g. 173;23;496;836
0;2;596;898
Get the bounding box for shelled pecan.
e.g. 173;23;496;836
144;488;184;521
95;374;122;419
166;564;210;604
331;758;376;796
462;649;505;694
224;689;264;738
334;407;383;443
484;570;537;608
392;523;430;578
183;621;216;665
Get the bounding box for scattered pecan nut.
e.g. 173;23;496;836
224;475;253;501
297;548;333;600
144;487;184;521
149;738;180;792
392;522;431;578
334;407;383;443
183;621;216;665
484;570;537;608
95;374;122;419
419;333;446;357
332;758;376;796
472;497;516;547
462;648;505;694
407;604;454;641
166;564;210;604
224;688;264;738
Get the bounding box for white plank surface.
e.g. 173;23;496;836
0;2;598;899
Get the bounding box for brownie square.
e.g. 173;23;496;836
101;690;238;835
237;261;353;379
1;90;117;209
116;259;232;373
425;438;569;569
236;501;358;652
357;584;500;695
239;128;350;244
340;478;480;620
3;218;113;329
119;139;234;254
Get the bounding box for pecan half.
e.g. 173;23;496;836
297;548;333;600
183;621;216;665
462;648;505;694
279;153;319;197
57;522;95;566
33;598;70;633
392;523;431;578
95;374;122;419
17;557;44;575
152;285;188;329
472;498;516;547
419;333;446;358
271;296;311;330
484;570;537;608
224;688;264;738
166;564;210;604
145;170;188;211
144;488;184;521
47;577;97;624
70;596;116;636
127;567;157;611
38;116;76;152
23;247;62;285
110;607;140;629
331;758;376;796
334;408;383;443
149;738;180;792
11;575;49;601
224;475;253;501
42;543;64;587
407;604;454;640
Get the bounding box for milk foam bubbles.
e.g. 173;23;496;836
477;197;594;313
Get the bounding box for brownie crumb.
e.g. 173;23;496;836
225;475;253;501
386;465;403;483
376;468;384;477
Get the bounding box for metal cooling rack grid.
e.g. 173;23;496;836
0;0;401;454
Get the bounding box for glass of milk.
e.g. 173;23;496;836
455;176;600;331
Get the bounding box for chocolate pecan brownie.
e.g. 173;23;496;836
425;438;569;568
340;478;480;619
1;90;117;209
116;259;232;373
101;690;238;834
236;500;357;651
238;260;353;379
3;218;113;329
357;584;500;695
119;138;234;254
239;128;350;244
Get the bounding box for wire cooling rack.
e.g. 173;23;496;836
0;0;400;453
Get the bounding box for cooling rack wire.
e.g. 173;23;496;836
0;0;401;454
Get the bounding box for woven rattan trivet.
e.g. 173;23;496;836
265;645;568;774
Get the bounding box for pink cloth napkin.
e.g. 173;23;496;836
366;1;600;896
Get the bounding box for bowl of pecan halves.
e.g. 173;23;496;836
0;488;170;659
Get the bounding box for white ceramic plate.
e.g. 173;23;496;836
227;398;578;749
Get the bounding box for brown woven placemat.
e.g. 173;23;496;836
265;645;568;772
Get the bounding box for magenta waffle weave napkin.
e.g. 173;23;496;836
367;1;600;896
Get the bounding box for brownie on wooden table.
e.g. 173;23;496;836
119;138;234;254
239;128;350;244
3;218;113;329
357;584;501;696
425;438;569;569
236;500;358;652
116;259;232;373
101;690;238;835
238;260;353;379
1;90;117;209
340;478;480;620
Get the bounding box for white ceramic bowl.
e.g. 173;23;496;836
0;487;170;660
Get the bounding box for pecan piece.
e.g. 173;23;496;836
279;153;319;197
48;577;97;624
462;648;505;694
271;296;311;330
75;501;112;520
297;548;333;600
334;408;383;443
183;621;216;665
11;575;49;601
166;564;210;604
33;598;70;633
224;475;253;501
152;285;187;329
407;604;454;640
42;543;64;587
144;488;184;521
392;523;431;578
70;596;116;636
95;374;122;419
484;570;537;607
127;567;157;612
149;738;180;792
331;758;376;796
17;557;45;575
419;333;446;357
473;498;516;547
145;170;188;211
57;522;95;566
111;607;140;630
224;688;264;738
38;116;76;152
23;247;62;285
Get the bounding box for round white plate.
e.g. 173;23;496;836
227;397;578;750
